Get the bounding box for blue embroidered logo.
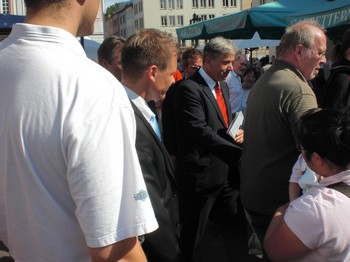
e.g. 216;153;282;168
134;189;148;201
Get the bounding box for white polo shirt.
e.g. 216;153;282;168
0;23;157;261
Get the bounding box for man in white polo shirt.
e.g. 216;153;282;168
0;0;157;261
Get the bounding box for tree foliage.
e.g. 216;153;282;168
105;5;117;18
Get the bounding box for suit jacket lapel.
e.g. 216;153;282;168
190;72;229;128
130;100;176;183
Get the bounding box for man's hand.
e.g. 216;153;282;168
234;129;244;144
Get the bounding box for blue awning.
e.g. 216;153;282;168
0;14;24;31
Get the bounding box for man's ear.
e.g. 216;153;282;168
294;44;303;60
101;59;109;68
76;0;85;6
147;65;158;81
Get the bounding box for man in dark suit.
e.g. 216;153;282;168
162;48;203;159
170;37;249;261
120;29;184;262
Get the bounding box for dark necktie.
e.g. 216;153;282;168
214;83;228;128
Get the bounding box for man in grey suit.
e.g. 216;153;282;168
121;29;184;262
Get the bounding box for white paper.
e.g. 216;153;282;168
227;111;244;139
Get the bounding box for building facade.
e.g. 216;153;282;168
105;0;242;46
1;0;104;43
0;0;25;15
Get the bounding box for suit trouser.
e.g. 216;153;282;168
245;209;274;262
179;182;250;262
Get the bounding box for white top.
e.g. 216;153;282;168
199;67;217;98
285;170;350;261
225;70;243;114
289;154;320;190
124;86;161;139
0;23;158;262
124;87;154;123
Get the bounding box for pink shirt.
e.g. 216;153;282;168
285;170;350;261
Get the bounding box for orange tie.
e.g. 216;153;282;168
214;83;228;128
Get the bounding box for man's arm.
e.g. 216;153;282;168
89;237;147;262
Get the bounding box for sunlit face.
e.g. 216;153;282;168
104;46;123;81
299;31;327;80
242;71;256;89
183;57;203;78
153;54;178;101
206;53;234;82
233;55;247;76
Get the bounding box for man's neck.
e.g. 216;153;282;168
25;6;79;36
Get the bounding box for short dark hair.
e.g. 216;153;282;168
298;108;350;169
242;67;259;80
24;0;66;10
97;36;126;65
332;29;350;66
181;48;202;68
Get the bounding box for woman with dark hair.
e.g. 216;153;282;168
264;108;350;261
321;29;350;110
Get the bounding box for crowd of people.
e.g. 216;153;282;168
0;0;350;261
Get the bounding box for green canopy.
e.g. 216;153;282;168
286;0;350;41
176;10;255;40
176;0;349;41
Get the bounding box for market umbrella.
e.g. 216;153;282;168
176;0;342;41
286;0;350;41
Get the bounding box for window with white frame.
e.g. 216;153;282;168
160;0;166;9
209;14;215;19
177;15;184;26
169;16;175;26
134;3;138;15
161;16;168;26
140;18;144;29
201;14;207;21
223;0;228;7
192;0;199;8
1;0;9;14
176;0;183;8
208;0;214;7
200;0;206;8
169;0;174;9
230;0;237;6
